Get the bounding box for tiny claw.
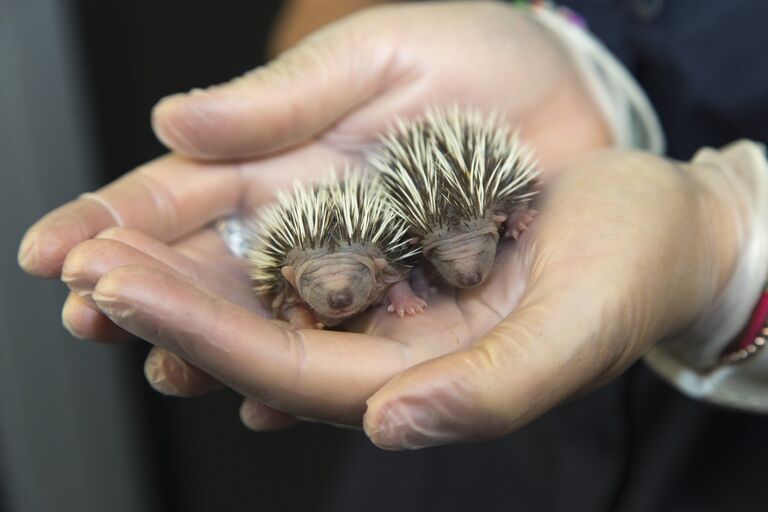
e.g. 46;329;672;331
387;304;395;313
387;281;429;318
315;322;326;330
511;229;520;239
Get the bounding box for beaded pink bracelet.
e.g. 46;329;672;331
720;288;768;365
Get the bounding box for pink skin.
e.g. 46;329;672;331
500;208;538;240
387;280;428;318
281;301;320;330
270;283;321;329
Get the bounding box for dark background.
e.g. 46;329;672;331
73;1;282;182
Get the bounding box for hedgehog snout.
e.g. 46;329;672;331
440;260;492;289
296;256;379;320
427;231;498;289
456;271;483;288
327;289;354;310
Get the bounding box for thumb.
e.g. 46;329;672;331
151;16;389;160
363;273;628;450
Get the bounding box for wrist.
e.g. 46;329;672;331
648;140;768;371
719;287;768;365
640;141;768;413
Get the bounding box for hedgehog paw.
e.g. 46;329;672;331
505;208;538;240
282;303;320;330
388;297;428;318
387;281;428;318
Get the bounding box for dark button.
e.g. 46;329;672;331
629;0;666;21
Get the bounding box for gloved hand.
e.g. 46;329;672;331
17;1;659;444
54;146;752;450
18;1;610;413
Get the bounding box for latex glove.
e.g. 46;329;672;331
18;4;609;399
645;141;768;409
60;147;747;449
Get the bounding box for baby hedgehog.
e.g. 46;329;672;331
248;171;426;329
370;107;540;289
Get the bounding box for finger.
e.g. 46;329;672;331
97;227;264;311
63;294;224;400
61;292;135;342
61;235;262;313
92;265;408;424
239;399;298;431
19;155;241;278
60;226;263;346
144;347;223;397
363;268;626;450
361;152;698;450
151;15;387;160
19;144;343;278
62;230;241;397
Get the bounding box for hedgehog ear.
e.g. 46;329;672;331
492;214;507;227
373;258;388;274
281;265;297;289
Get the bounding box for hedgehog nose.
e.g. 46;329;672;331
459;271;483;288
328;289;353;310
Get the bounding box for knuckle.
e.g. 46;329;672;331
62;238;132;281
61;238;106;275
132;171;180;236
282;329;308;386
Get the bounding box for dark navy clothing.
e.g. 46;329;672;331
323;2;768;511
568;0;768;160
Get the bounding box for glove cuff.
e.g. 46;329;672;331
645;141;768;411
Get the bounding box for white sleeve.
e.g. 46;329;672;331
531;4;768;412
